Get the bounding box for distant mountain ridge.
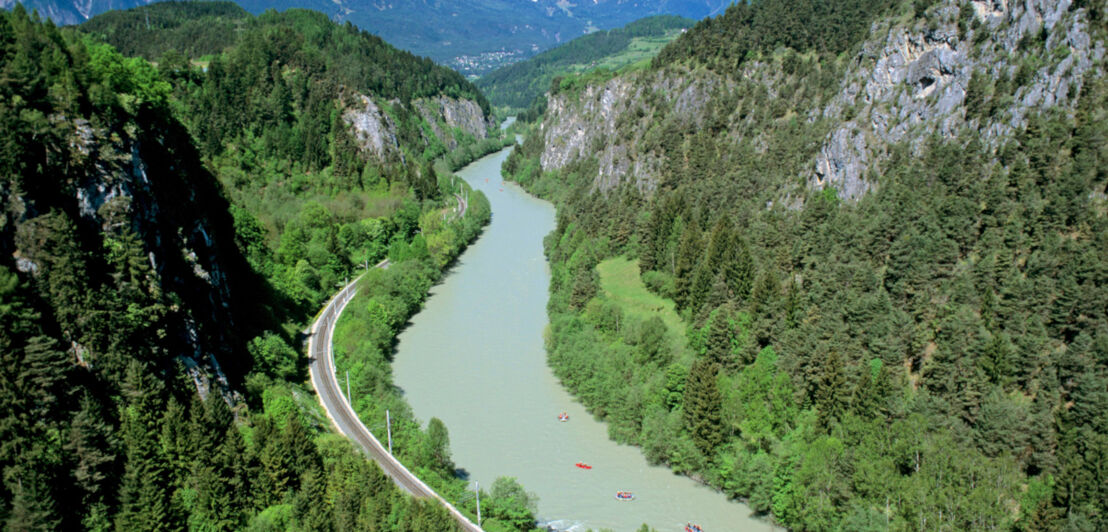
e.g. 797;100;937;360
0;0;156;23
2;0;736;73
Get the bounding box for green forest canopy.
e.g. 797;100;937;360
1;5;523;531
501;0;1108;530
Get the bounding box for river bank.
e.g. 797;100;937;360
392;146;772;532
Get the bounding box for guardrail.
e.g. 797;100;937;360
308;266;482;531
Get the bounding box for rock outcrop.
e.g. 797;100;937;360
413;95;496;149
534;0;1104;202
540;71;727;194
5;112;249;405
344;93;494;164
345;95;403;163
813;0;1104;199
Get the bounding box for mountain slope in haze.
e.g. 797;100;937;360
0;0;156;25
476;14;693;112
502;0;1108;530
4;0;736;74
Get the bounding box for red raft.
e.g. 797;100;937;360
685;525;704;532
575;462;592;470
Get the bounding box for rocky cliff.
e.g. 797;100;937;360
535;0;1105;202
4;100;258;403
344;93;495;164
812;0;1104;199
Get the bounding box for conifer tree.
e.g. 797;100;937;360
814;351;847;427
725;236;756;302
684;359;723;457
569;266;598;310
705;306;736;368
1025;388;1059;475
116;363;176;531
5;466;60;531
294;467;333;531
66;395;118;516
673;221;703;311
688;264;715;314
850;359;891;420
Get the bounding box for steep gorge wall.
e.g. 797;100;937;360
536;0;1105;201
5;112;255;403
813;0;1104;199
344;93;496;164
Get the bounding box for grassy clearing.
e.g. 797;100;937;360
568;30;684;74
596;255;687;347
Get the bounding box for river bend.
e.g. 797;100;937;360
392;147;771;532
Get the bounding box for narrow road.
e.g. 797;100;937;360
452;192;468;220
307;191;480;531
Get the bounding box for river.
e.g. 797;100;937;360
391;147;772;532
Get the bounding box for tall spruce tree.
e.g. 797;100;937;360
116;362;177;531
684;359;724;457
705;306;737;368
814;351;847;427
674;222;704;311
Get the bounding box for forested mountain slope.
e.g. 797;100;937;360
476;15;693;113
5;0;736;74
503;0;1108;530
0;4;508;529
79;0;248;58
83;3;499;310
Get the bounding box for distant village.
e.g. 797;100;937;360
450;47;538;78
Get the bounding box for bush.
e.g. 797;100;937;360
642;270;675;298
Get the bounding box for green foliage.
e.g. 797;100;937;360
83;4;488;112
486;477;539;531
84;38;172;113
82;1;248;60
80;3;498;317
684;359;724;457
506;16;1108;529
654;0;897;71
248;333;299;381
0;7;497;531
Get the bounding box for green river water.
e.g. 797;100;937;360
391;146;773;532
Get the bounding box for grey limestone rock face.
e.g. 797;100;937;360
345;92;494;164
344;94;402;163
413;96;495;150
810;0;1103;200
533;0;1103;204
540;77;633;175
814;129;872;201
539;72;726;194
